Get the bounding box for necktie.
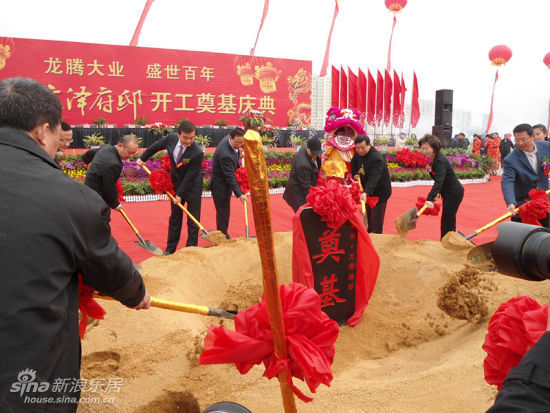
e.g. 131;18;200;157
175;144;184;162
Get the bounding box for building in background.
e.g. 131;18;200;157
311;74;332;129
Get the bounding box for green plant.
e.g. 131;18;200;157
92;117;107;126
175;117;188;127
240;110;271;129
195;134;211;147
83;133;106;148
376;137;391;146
470;154;492;174
215;119;228;127
261;135;274;147
129;133;143;147
290;135;306;147
405;138;418;146
135;115;147;126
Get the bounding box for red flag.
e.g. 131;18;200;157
410;72;420;128
357;68;367;114
485;70;499;134
331;66;340;107
384;69;393;125
250;0;270;56
340;66;348;109
367;70;376;126
129;0;155;47
387;15;397;72
399;73;406;128
375;70;384;126
392;71;401;128
320;0;339;77
348;69;358;110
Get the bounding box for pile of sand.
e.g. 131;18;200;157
78;233;550;412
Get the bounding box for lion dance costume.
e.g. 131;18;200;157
321;107;366;182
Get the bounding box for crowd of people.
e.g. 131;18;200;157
3;76;550;411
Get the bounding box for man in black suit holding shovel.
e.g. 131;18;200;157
211;127;247;238
138;121;204;253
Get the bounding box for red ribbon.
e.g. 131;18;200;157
485;70;499;134
149;168;175;195
199;283;339;402
415;196;440;215
518;189;549;225
78;275;106;339
250;0;269;56
116;179;125;203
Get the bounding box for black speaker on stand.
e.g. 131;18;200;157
432;89;453;147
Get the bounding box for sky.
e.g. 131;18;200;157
2;0;550;134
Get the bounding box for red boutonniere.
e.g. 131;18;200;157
177;158;190;169
541;157;550;175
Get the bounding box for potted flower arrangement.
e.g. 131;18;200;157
134;115;148;127
83;133;105;149
215;119;228;128
148;122;173;137
404;137;418;150
239;110;271;130
92;117;107;127
195;134;211;152
375;137;392;151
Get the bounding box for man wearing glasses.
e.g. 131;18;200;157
58;121;73;151
501;123;550;227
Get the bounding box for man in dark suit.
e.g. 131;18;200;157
84;135;138;210
0;77;150;413
351;135;392;233
137;121;204;253
283;138;322;212
502;123;550;228
211;127;247;238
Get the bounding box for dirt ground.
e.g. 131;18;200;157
78;232;550;413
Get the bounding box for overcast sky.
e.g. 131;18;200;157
2;0;550;134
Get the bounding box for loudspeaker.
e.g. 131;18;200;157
432;125;453;148
434;89;453;127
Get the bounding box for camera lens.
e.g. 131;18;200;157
492;221;550;281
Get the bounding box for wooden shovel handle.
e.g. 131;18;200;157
139;163;207;232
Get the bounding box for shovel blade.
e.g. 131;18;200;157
395;207;419;236
467;241;496;271
135;240;163;256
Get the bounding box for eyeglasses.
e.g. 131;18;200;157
515;137;532;143
60;139;73;144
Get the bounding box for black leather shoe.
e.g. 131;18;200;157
163;250;174;256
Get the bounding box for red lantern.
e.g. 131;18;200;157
544;53;550;69
385;0;407;13
489;45;512;66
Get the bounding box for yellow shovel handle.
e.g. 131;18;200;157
471;189;550;236
244;198;249;227
139;163;206;232
357;178;367;215
417;204;429;217
93;294;210;316
118;208;140;235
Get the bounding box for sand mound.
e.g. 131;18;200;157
78;233;550;412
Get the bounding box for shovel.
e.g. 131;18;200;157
457;188;550;242
118;208;163;256
93;293;236;320
466;241;496;272
357;178;368;228
139;164;227;246
395;204;429;237
243;197;256;239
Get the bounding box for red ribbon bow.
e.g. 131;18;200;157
415;196;440;215
518;189;549;226
149;168;175;195
199;283;339;402
78;275;106;339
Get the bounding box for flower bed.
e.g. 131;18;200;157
58;149;484;195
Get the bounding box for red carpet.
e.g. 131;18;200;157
111;176;506;264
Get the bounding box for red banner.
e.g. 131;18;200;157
331;65;340;107
392;70;401;128
340;66;348;109
383;69;392;125
357;68;366;114
367;70;376;126
411;72;420;128
375;70;384;126
348;69;357;110
0;37;312;127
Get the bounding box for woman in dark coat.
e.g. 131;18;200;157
419;134;464;239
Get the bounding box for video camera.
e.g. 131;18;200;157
492;221;550;281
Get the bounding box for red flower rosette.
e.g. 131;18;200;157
116;179;125;203
366;196;379;208
235;167;250;194
395;148;428;168
482;296;547;390
349;181;363;204
160;154;171;171
306;180;357;228
415;196;440;215
199;282;339;402
78;274;106;339
518;189;549;226
149;168;175;195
